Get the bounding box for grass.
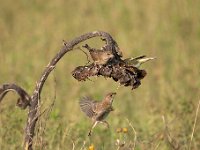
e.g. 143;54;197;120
0;0;200;149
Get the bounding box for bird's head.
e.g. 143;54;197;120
104;92;116;104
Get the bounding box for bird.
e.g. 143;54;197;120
83;44;114;65
79;92;116;136
123;55;156;68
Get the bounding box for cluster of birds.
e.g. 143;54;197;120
79;44;156;136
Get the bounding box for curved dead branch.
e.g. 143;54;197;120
24;31;124;150
0;31;149;150
0;83;31;109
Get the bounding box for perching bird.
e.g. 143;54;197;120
79;92;116;136
124;55;156;68
83;44;114;65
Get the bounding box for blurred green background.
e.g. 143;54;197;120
0;0;200;149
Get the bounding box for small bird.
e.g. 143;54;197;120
124;55;156;68
83;44;114;65
79;92;116;136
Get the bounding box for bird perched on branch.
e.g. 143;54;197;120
124;55;156;68
79;92;116;136
83;44;114;65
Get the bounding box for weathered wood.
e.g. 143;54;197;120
23;31;123;149
0;83;31;109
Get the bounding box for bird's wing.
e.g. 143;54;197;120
79;97;97;118
134;55;146;60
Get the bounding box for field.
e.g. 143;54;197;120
0;0;200;149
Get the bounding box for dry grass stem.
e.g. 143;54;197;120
126;118;137;150
189;99;200;150
162;116;179;150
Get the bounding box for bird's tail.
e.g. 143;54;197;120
138;57;156;64
124;55;156;67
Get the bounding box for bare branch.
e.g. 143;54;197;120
0;31;150;150
0;83;31;109
24;31;125;150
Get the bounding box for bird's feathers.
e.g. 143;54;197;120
79;93;116;136
95;108;110;121
79;97;97;118
124;55;146;61
124;55;156;68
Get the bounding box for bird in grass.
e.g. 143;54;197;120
79;92;116;136
124;55;156;68
83;44;114;65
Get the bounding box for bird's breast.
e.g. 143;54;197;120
96;110;111;121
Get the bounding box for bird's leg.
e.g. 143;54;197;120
100;120;110;128
88;121;98;136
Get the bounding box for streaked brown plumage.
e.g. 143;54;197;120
90;49;114;65
83;44;114;65
79;92;116;136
